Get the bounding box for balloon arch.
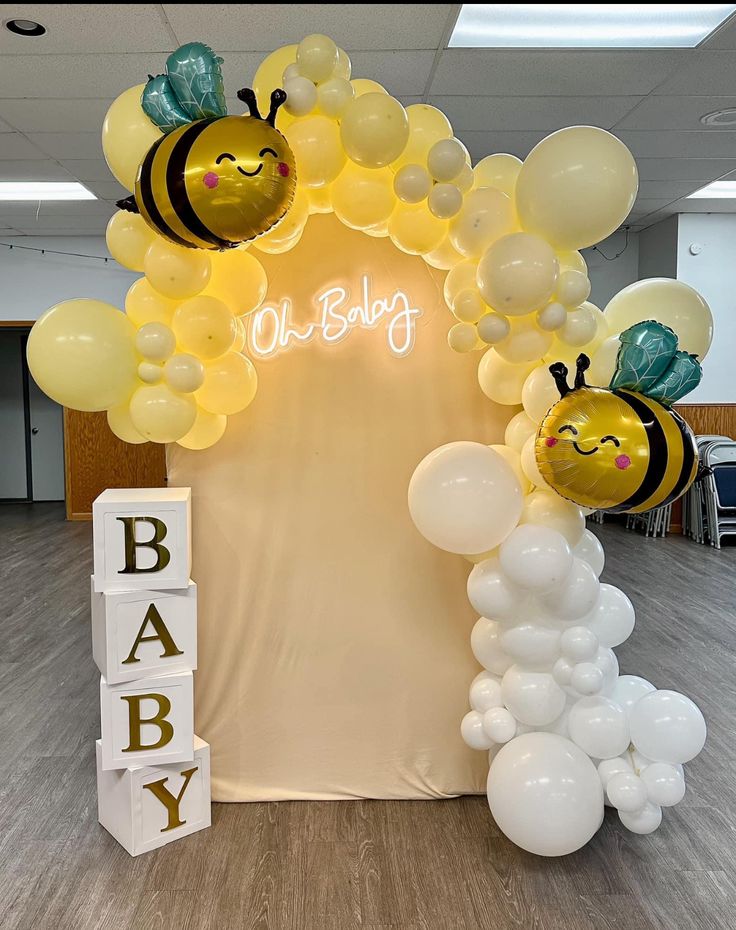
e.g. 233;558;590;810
28;35;711;857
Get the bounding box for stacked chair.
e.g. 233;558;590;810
682;436;736;548
625;504;672;539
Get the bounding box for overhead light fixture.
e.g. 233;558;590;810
700;107;736;125
4;18;46;37
687;180;736;198
0;182;96;201
449;4;736;48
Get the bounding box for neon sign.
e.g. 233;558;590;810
246;274;423;359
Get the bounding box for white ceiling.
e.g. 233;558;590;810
2;3;736;236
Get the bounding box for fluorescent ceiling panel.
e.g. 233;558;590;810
687;180;736;198
450;4;736;48
0;181;96;201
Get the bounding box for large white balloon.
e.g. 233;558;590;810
573;529;605;577
619;802;662;835
499;524;572;592
610;675;656;717
568;696;630;759
487;733;604;856
606;771;647;812
500;622;561;668
546;558;600;623
640;761;686;807
501;666;566;726
408;442;523;554
471;617;514;676
469;671;504;712
584;584;635;648
467;556;525;622
629;690;706;764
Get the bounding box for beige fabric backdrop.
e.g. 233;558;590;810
168;215;513;801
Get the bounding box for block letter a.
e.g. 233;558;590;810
122;603;184;666
117;516;171;574
143;767;199;832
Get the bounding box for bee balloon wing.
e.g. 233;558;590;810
647;351;703;406
141;74;192;134
165;42;227;121
609;320;679;395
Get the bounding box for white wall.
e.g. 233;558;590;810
676;214;736;404
0;237;136;322
582;229;640;310
639;215;678;280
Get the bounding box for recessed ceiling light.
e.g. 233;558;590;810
449;4;736;48
0;182;96;201
687;180;736;198
700;107;736;126
4;18;46;37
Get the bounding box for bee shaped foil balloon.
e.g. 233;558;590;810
536;321;702;514
117;43;296;250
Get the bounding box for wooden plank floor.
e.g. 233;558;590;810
1;503;735;930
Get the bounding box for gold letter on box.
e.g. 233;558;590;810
117;516;171;574
143;766;198;832
121;693;174;752
122;603;184;665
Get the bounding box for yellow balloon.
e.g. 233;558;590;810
363;220;390;238
443;260;479;308
27;299;138;412
253;45;297;119
520;435;551;490
317;77;354;118
423;236;464;271
297;34;338;82
392;104;452;168
495;314;553;364
144;240;211;300
107;403;147;444
516;126;638;250
335;48;352;81
285;115;346;187
307;184;333;214
520;490;586;547
588;335;621;386
332;163;395;230
490;444;531;493
505;410;538;451
604;278;713;359
448;322;478;353
478;350;536;405
172;295;237;360
473;154;522;196
544;302;609;367
196;352;258;415
558;301;599;348
477;232;559;316
101;84;162;192
125;278;178;327
522;363;560;423
388;201;447;255
232;318;247;354
163;353;205;393
449;188;516;259
340;93;409;168
351;78;387;97
453;289;487;324
106;211;157;272
253;185;309;251
177;407;228;450
253;225;304;255
204;249;268;317
558;250;588;275
129;383;197;443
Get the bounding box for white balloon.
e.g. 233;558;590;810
408;442;523;555
283;76;318;116
573;529;605;577
610;675;656;717
537;301;567;332
487;733;604;856
629;690;706;764
469;671;504;712
594;646;620;695
427;138;466;182
522;364;560;423
502;666;566;726
504;410;537;452
467;556;525;622
598;755;633;790
461;710;494;750
584;584;635;648
606;771;648;812
477;311;510;345
560;626;598;662
546;558;600;623
471;617;513;676
553;657;575;687
483;706;517;744
499;524;572;592
619;802;662;835
556;269;591;308
640;761;686;807
568;696;630;759
394;163;432;203
570;662;605;696
500;622;561;668
428;182;463;219
520;435;551;490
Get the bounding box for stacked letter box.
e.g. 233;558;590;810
91;488;211;856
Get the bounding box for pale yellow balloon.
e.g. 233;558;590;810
423;236;464;271
335;48;352;81
478;349;536;405
350;78;387;97
453;289;487;324
232;318;247;354
144;240;211;301
489;444;531;494
520;488;585;546
455;164;474;194
448;322;478;353
286;115;346;187
340;93;409;168
544;302;608;367
125;278;177;327
522;363;559;423
317;77;354;118
101;84;162;192
604;277;713;359
557;250;588;275
172;295;237;360
477;311;510;345
252;226;304;255
558;301;599;347
253;45;297;119
129;383;197;443
164;353;205;393
427;138;466;183
254;186;310;250
495;314;553;364
307;183;334;214
393;163;432;203
428;183;463;219
203;249;268;317
332;163;395;230
392;104;452;169
177;407;228;451
556;269;591;308
106;210;156;272
362;220;390;239
388;201;447;255
135;321;175;361
588;334;621;387
520;436;551;491
138;361;163;384
449;187;516;259
473;154;522;197
477;232;559;316
107;402;147;444
516;126;638;251
27;299;138;412
505;410;537;452
444;260;479;308
297;34;338;82
196;352;258;415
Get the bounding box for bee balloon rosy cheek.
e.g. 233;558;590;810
203;172;219;189
278;162;290;177
545;437;558;447
615;454;631;470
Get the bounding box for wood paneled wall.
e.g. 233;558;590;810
675;404;736;439
63;409;167;520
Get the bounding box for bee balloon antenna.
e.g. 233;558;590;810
575;354;591;390
549;362;571;398
267;88;287;127
237;87;262;120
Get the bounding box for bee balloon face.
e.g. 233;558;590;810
133;89;296;250
536;355;698;514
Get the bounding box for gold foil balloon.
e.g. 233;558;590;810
27;299;138;412
102;84;162;191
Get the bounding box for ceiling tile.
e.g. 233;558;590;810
0;201;115;218
82;179;129;201
0;159;75;180
430;49;686;96
675;198;736;212
161;4;455;50
654;50;736;95
0;133;48;159
461;130;546;160
618;130;736;158
614;95;736;131
57;159;117;181
348;51;436;96
430;95;642;132
0;53;168;98
698;14;736;49
25;132;104;159
0;5;175;54
634;157;736;181
0;98;112;133
637;181;706;199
